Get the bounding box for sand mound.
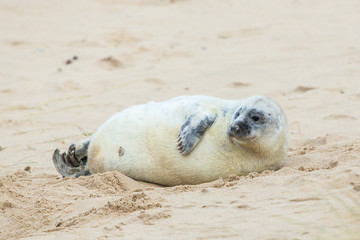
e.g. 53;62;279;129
1;138;359;239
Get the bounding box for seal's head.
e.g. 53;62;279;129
228;96;288;155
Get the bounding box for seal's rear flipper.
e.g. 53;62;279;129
52;149;91;178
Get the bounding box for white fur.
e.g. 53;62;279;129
87;95;288;186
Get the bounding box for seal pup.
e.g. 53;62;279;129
53;95;288;186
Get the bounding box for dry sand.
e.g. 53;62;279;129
1;0;360;239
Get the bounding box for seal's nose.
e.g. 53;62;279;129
230;122;251;137
230;125;241;135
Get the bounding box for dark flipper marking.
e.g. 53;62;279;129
53;149;84;177
52;149;90;177
177;114;217;155
66;142;88;167
52;137;91;177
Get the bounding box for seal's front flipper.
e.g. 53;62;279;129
177;113;217;155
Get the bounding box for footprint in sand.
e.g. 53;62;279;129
226;82;250;88
294;86;315;93
98;56;124;70
289;197;321;202
350;182;360;191
8;40;26;46
302;136;327;147
107;32;141;47
143;78;166;91
323;114;357;120
0;89;12;94
143;78;165;85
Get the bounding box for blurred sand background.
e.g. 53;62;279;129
1;0;360;239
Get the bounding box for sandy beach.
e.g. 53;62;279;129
1;0;360;239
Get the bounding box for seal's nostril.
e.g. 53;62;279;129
230;125;241;135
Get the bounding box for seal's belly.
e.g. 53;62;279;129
101;118;244;185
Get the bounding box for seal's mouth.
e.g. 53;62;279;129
228;134;256;144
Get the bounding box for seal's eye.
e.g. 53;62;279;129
252;116;260;122
234;112;240;119
248;110;265;124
